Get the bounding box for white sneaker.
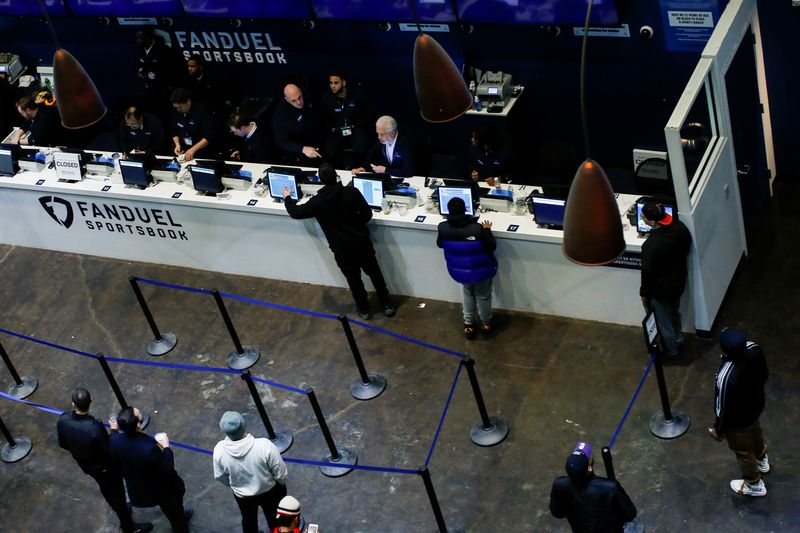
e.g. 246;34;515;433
756;454;770;473
730;479;767;497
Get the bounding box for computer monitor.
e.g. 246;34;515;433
266;167;300;200
0;144;19;176
438;186;474;216
189;165;223;195
531;195;567;228
193;159;243;177
636;200;674;233
352;174;385;208
119;159;152;189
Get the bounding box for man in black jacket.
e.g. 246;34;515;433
353;115;417;178
271;83;324;166
708;328;770;497
550;442;639;533
639;201;692;358
228;111;271;163
10;95;64;147
282;163;394;320
56;388;152;533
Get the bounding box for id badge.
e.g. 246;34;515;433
183;137;193;146
341;126;352;137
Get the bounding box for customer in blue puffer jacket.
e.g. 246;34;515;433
436;196;498;340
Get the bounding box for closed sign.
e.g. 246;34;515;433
54;152;83;181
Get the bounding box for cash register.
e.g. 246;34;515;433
476;71;513;110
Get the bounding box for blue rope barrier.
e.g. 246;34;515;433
220;292;340;321
0;327;96;359
425;362;463;468
250;376;309;396
349;319;468;360
0;391;65;416
608;352;657;449
133;277;213;295
103;355;242;375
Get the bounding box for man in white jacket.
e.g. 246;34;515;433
213;411;289;533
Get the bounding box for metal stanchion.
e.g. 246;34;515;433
96;353;149;430
0;412;32;463
337;315;386;400
649;351;690;439
129;277;177;356
461;358;509;446
418;466;447;533
601;446;616;481
211;290;260;370
306;388;356;477
0;341;37;399
241;371;293;453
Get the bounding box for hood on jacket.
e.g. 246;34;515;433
220;434;255;458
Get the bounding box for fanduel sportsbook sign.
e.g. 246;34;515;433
38;195;190;241
174;31;287;64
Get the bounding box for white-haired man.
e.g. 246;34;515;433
352;115;417;178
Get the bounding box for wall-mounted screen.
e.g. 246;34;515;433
457;0;619;26
311;0;455;22
65;0;183;17
180;0;310;19
0;0;67;16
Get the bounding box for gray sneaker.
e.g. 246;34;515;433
756;454;770;473
730;479;766;497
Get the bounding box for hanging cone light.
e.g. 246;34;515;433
53;48;107;129
562;159;625;266
413;33;473;123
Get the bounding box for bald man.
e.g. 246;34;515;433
271;83;325;165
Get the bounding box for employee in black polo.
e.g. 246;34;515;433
321;72;370;169
270;83;324;166
56;388;153;533
10;94;64;147
117;106;164;155
169;87;215;162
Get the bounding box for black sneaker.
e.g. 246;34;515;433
480;322;493;339
464;323;477;340
383;304;396;317
356;307;372;320
131;523;153;533
183;506;193;521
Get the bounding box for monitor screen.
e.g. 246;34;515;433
352;175;384;208
457;0;619;26
439;187;474;216
636;201;674;233
0;0;67;15
189;165;223;194
180;0;310;18
267;171;299;200
65;0;183;16
119;160;151;189
531;196;566;227
0;144;19;176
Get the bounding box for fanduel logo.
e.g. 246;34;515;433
39;196;74;228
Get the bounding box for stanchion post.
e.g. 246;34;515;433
96;353;149;430
240;371;293;453
649;351;690;439
0;412;32;463
337;315;386;400
418;466;447;533
461;358;509;446
0;340;38;399
306;388;356;477
128;277;177;357
601;446;615;481
211;290;260;370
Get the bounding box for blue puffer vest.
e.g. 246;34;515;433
440;240;498;285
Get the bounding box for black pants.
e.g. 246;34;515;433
233;482;287;533
157;493;189;533
334;244;391;311
323;128;369;169
87;467;135;531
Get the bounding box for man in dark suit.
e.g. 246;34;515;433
228;111;271;163
110;406;192;533
56;389;153;533
270;83;324;166
353;115;416;178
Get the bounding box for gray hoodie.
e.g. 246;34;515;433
213;434;288;497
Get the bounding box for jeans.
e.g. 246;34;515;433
462;277;493;325
725;418;768;483
334;245;391;311
650;297;683;356
233;482;287;533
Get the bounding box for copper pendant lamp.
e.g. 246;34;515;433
36;0;107;129
413;33;473;123
562;0;625;266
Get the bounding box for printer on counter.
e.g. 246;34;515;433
476;71;513;110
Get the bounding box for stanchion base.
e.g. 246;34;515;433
147;332;177;357
320;448;357;477
7;376;38;399
139;412;151;431
1;436;32;463
268;429;294;454
227;346;260;370
470;416;509;447
350;374;387;400
649;410;691;439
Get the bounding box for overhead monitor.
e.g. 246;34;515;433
0;144;20;177
189;165;223;195
352;175;385;208
457;0;619;26
531;195;566;228
636;200;674;234
0;0;67;15
180;0;310;18
266;167;300;200
65;0;183;16
439;186;474;216
311;0;455;22
119;159;152;189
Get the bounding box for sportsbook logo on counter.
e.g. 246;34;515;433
174;31;287;65
38;196;189;242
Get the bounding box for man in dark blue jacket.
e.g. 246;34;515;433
353;115;417;178
283;163;395;320
436;196;497;339
56;389;152;533
708;328;770;497
110;406;191;532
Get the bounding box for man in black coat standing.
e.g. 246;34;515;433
110;406;191;532
282;163;395;320
56;388;152;533
708;327;770;497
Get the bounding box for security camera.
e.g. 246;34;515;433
640;25;654;39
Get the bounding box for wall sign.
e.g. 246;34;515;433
609;251;642;270
659;0;720;53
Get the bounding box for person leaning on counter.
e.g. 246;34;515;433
169;87;215;162
117;106;164;155
10;94;64;147
352;115;416;178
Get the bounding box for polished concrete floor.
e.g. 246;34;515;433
0;183;798;532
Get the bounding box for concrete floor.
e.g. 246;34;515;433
0;183;798;532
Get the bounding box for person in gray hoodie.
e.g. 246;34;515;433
213;411;289;533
